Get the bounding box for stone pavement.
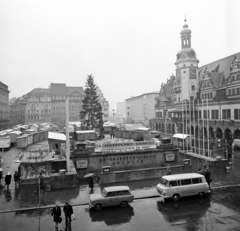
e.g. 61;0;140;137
0;140;240;214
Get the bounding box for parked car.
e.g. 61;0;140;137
89;186;134;210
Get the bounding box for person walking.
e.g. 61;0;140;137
205;168;212;189
166;167;171;175
0;168;3;185
13;171;20;187
52;204;61;230
4;172;12;191
63;202;73;227
89;175;94;192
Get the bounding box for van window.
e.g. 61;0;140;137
192;178;202;184
169;181;178;187
160;178;168;186
181;179;192;185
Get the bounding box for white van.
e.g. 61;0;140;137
156;173;209;201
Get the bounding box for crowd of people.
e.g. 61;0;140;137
0;169;20;191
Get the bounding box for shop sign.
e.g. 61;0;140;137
165;152;175;162
76;160;88;169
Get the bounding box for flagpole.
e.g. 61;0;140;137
202;99;205;156
182;99;185;153
207;98;210;157
189;96;192;152
193;99;196;154
198;99;200;155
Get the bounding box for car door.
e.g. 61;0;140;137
104;191;117;207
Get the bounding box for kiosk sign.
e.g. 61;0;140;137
76;160;88;169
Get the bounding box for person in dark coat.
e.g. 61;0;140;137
13;171;20;186
166;167;171;175
89;176;94;192
205;168;211;189
63;202;73;227
4;172;12;190
52;204;61;229
0;169;3;184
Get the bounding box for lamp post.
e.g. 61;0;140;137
127;106;130;123
163;98;168;135
65;96;71;172
112;109;115;122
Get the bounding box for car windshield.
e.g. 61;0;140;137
101;189;107;197
159;178;168;186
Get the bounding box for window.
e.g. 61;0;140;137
191;85;195;91
233;89;236;95
222;109;231;119
229;89;232;95
192;178;202;184
211;110;219;119
234;109;240;120
116;190;130;196
181;179;192;185
169;181;178;187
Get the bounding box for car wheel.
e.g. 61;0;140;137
94;203;102;211
198;192;205;198
172;194;180;202
120;201;128;207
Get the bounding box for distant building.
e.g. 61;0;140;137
126;92;159;123
116;102;126;122
50;83;85;130
9;97;27;126
96;85;109;122
25;88;52;125
0;81;10;129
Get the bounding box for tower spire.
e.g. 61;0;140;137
181;17;191;49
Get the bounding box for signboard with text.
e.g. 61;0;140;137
76;160;88;169
165;152;176;162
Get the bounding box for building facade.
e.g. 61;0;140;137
126;92;159;123
9;97;27;126
50;83;85;130
96;85;109;122
0;81;10;129
150;19;240;145
25;88;52;125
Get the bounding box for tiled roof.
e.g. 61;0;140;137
199;52;240;88
67;87;85;96
27;88;50;95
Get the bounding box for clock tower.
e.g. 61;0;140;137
174;19;199;102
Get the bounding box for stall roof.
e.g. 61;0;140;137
75;130;96;134
48;132;66;141
172;134;190;139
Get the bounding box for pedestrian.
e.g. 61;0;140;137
63;202;73;227
224;149;227;159
4;172;12;190
0;168;3;184
166;167;171;175
89;175;94;192
14;171;20;186
205;168;212;189
36;173;45;195
52;204;62;230
110;131;113;139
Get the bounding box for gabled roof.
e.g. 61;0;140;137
199;52;240;87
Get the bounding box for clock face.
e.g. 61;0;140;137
190;68;196;79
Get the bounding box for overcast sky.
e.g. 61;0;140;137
1;0;240;112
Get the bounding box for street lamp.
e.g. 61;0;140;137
127;106;130;122
112;109;115;122
65;96;71;172
163;98;168;134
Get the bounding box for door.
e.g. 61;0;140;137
104;191;117;207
